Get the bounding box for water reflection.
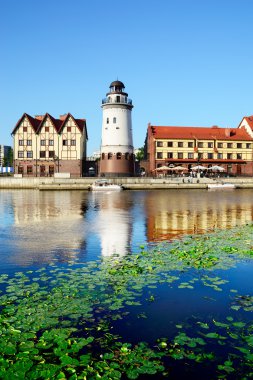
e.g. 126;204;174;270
88;192;133;257
144;189;253;241
1;189;253;272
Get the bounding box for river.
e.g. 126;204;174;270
1;188;253;274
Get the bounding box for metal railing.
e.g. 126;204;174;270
102;98;132;105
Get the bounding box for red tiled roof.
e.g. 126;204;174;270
149;125;252;141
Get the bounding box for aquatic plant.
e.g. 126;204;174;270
0;225;253;378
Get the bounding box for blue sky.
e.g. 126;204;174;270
1;0;253;156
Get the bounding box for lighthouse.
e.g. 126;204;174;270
100;80;134;177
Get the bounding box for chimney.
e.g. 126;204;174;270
35;115;44;120
225;128;230;137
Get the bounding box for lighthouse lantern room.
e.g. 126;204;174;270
100;80;134;177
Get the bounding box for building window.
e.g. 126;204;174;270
27;140;32;146
71;140;76;146
167;141;173;147
40;151;46;158
23;127;27;132
237;153;242;159
67;127;71;132
27;166;33;174
45;127;49;132
125;152;129;160
63;140;68;146
178;142;183;147
106;118;109;124
217;153;223;159
18;151;24;158
49;166;54;175
208;142;213;148
198;142;203;148
188;142;193;148
157;152;163;159
227;143;233;148
178;152;183;159
18;166;23;174
108;152;113;159
113;117;116;123
40;165;46;176
41;140;46;146
167;152;173;159
101;153;105;160
19;140;24;146
207;153;213;159
246;143;252;149
237;143;242;149
49;140;54;146
157;141;163;147
116;152;122;159
27;151;33;158
188;153;194;159
49;151;55;158
227;153;233;159
217;142;223;148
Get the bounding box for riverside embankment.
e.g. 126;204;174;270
1;176;253;190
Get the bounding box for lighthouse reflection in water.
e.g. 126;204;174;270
1;189;253;273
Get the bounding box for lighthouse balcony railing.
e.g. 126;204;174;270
102;98;132;105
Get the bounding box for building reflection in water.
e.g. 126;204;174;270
87;191;133;257
2;189;253;270
144;189;253;241
8;190;86;266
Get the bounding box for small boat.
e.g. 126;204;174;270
207;182;236;190
88;179;123;191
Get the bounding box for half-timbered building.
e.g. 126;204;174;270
12;113;87;177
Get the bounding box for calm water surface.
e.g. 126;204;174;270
1;189;253;379
0;188;253;274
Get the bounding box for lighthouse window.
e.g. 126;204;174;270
113;117;116;123
108;152;113;159
116;152;122;160
125;153;129;160
101;153;105;160
106;118;109;124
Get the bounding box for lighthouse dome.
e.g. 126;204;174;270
110;80;125;89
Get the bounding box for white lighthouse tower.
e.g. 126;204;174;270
100;80;134;177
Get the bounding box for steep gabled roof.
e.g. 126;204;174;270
36;113;63;133
11;113;41;135
12;113;87;138
148;125;252;141
59;113;88;139
241;115;253;130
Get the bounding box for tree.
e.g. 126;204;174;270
135;147;144;161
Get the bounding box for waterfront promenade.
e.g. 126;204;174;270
1;176;253;190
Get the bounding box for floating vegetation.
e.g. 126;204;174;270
1;225;253;378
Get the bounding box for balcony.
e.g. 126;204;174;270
102;98;132;105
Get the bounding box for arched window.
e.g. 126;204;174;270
116;152;122;160
125;152;129;160
113;117;116;123
101;153;105;160
108;152;113;160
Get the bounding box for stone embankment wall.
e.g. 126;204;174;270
1;177;253;190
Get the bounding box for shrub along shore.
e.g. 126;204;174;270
1;224;253;378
